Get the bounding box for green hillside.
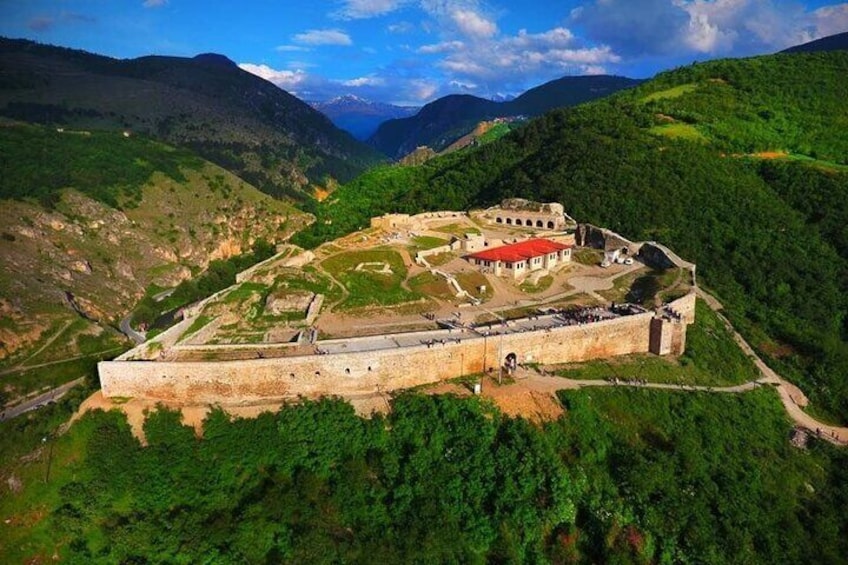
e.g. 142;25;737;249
0;122;202;208
296;51;848;422
3;390;847;562
368;76;640;159
0;122;310;400
0;38;383;201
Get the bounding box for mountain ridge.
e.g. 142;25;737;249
367;75;642;159
0;37;383;201
781;31;848;53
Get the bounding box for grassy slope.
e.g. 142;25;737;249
296;51;848;421
0;123;310;399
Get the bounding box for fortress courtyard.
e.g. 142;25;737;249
98;203;697;406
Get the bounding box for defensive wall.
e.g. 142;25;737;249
370;210;467;231
99;306;694;404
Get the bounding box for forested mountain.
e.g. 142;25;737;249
311;95;419;140
4;387;848;562
0;38;383;200
367;75;640;159
782;31;848;53
296;51;848;421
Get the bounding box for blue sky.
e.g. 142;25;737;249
1;0;846;105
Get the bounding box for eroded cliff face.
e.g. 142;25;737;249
0;163;311;366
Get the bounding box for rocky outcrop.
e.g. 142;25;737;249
575;224;640;253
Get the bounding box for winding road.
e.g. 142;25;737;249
119;315;146;345
0;377;86;422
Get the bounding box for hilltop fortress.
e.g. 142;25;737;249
99;202;697;405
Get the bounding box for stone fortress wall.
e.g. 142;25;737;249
100;310;678;404
101;294;696;406
100;214;697;405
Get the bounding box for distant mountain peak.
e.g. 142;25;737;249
331;94;369;103
312;96;420;140
192;53;238;68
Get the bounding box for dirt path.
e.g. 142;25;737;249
0;347;125;377
695;288;847;444
10;319;76;370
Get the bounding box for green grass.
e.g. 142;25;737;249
647;123;708;142
455;271;492;301
597;271;641;303
280;267;343;304
572;247;603;266
743;152;848;173
180;315;212;341
520;275;553;294
321;249;422;310
0;394;107;563
432;223;480;237
410;235;449;252
476;122;513;144
408;271;455;300
222;282;268;304
641;83;699;103
0;123;202;209
424;252;456;267
2;347;124;399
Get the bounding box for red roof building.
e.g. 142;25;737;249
466;238;572;279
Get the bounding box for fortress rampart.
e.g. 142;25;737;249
99;306;692;404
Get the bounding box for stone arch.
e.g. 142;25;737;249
496;217;503;223
505;352;518;371
547;221;555;229
536;220;544;228
506;218;513;225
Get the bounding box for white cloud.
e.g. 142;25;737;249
387;21;415;33
240;62;437;105
809;4;848;39
342;76;386;86
449;79;478;90
275;45;310;52
575;0;848;58
293;28;353;46
451;8;497;38
334;0;410;19
238;64;308;91
409;79;439;100
432;25;620;85
417;40;465;53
